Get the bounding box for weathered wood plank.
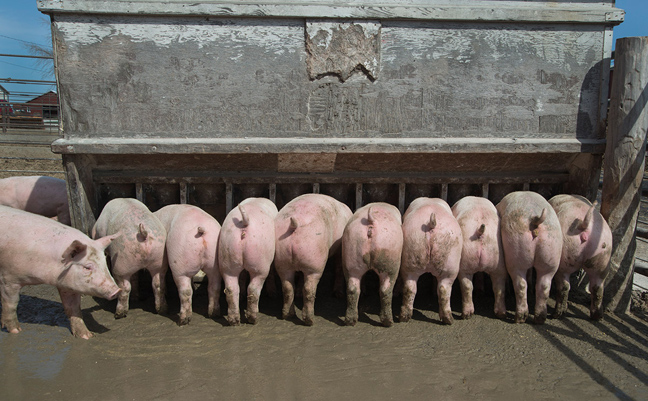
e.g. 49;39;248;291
601;36;648;314
51;137;607;155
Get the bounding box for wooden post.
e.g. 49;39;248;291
601;37;648;314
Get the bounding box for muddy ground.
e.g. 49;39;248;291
0;133;647;400
1;275;647;401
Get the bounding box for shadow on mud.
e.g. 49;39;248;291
535;304;648;401
0;294;71;333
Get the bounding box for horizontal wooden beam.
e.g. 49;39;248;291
37;1;624;25
52;137;606;155
92;170;569;185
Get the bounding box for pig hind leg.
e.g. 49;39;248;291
589;274;605;320
174;275;194;325
302;272;323;326
205;268;222;318
533;265;555;324
278;269;296;320
378;270;398;327
150;269;168;315
245;270;268;324
552;271;571;319
59;289;92;339
490;270;508;319
459;272;475;319
344;270;364;326
399;272;421;323
1;283;22;333
437;275;455;325
223;272;242;326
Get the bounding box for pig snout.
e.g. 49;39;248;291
107;287;121;301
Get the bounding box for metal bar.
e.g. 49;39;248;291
481;183;489;198
441;183;448;202
312;183;320;194
398;183;406;214
523;182;530;191
0;169;64;174
269;183;276;204
225;182;233;214
135;183;144;202
179;182;187;204
355;183;363;210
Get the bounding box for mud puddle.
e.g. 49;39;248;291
1;280;647;400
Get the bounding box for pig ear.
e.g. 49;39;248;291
62;240;88;263
95;232;121;250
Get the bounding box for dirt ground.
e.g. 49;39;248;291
0;134;647;400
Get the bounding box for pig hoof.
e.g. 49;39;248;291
114;311;128;320
534;314;547;325
281;309;295;320
441;315;454;325
399;313;412;323
303;316;314;326
226;316;241;326
344;317;357;326
495;311;507;320
8;327;22;334
381;318;393;327
156;304;169;316
514;313;527;323
245;311;258;325
462;312;473;320
178;317;191;326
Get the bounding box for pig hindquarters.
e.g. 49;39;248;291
342;203;402;327
400;198;462;325
155;204;221;325
93;198;167;319
0;175;71;225
451;196;507;319
548;195;612;320
218;198;278;325
497;191;562;324
274;194;352;326
0;206;120;338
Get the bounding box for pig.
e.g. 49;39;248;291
274;193;352;326
92;198;167;319
342;202;402;327
154;204;221;325
0;175;70;225
496;191;562;324
0;205;120;339
451;196;507;319
400;197;462;325
218;198;278;325
548;194;612;320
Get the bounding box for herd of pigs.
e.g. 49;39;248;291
0;175;612;339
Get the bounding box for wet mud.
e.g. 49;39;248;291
1;280;647;400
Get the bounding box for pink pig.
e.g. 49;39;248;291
0;175;70;225
342;202;402;327
218;198;278;325
548;194;612;320
92;198;167;319
400;197;462;325
497;191;562;324
274;194;352;326
451;196;507;319
0;205;120;339
154;204;222;325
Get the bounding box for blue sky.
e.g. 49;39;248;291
0;0;647;102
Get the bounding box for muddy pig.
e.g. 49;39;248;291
451;196;507;319
0;205;120;339
219;198;278;325
342;202;402;327
548;194;612;320
496;191;562;324
400;197;462;325
154;204;221;325
274;193;352;326
92;198;167;319
0;175;70;225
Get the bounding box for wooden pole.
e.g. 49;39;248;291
601;37;648;314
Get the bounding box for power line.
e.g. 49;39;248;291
0;60;47;72
0;34;47;47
